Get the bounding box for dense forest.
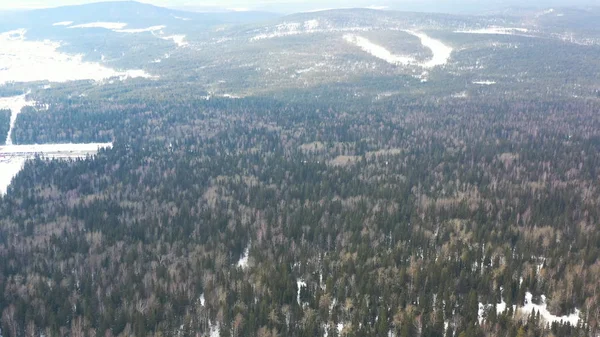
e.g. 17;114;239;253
1;91;599;337
0;109;9;145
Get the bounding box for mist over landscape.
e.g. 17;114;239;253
0;1;600;337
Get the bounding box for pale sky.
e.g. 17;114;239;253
0;0;593;13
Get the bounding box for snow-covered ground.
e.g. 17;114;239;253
158;34;188;47
237;245;250;269
344;31;452;68
473;80;496;85
69;22;127;30
251;20;372;41
521;292;580;326
0;93;35;145
0;143;112;196
0;29;153;84
478;292;580;326
0;157;26;196
455;27;529;35
115;25;166;34
406;30;453;68
52;21;73;26
297;279;307;305
343;34;413;66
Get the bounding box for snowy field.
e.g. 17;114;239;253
344;31;453;68
0;29;153;84
0;143;112;196
455;27;530;35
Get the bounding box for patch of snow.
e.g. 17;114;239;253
0;29;154;85
0;157;26;196
473;81;496;85
200;293;205;306
69;22;128;30
52;21;73;26
405;30;453;68
222;94;241;99
172;15;191;21
455;27;529;35
304;20;320;30
343;31;452;68
297;279;307;305
159;35;188;47
209;322;220;337
521;292;580;326
251;24;371;41
337;323;344;334
114;25;165;33
237;245;250;269
344;34;414;66
0;143;112;196
0;93;35;145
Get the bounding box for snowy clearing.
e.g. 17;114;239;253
0;93;35;145
455;27;530;35
473;81;496;85
344;31;452;68
0;29;153;84
0;157;26;196
237;245;250;269
115;25;166;33
69;22;127;30
0;143;112;196
406;30;453;68
521;292;580;326
297;280;307;305
52;21;73;26
343;34;414;66
478;292;580;326
251;21;372;41
159;35;188;47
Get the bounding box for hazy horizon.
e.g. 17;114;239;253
0;0;597;14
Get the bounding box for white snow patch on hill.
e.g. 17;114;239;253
115;25;166;33
237;245;250;269
406;30;453;68
0;29;153;84
52;21;73;26
250;23;371;41
343;34;414;66
0;93;35;145
455;27;529;35
297;280;307;305
159;35;188;47
521;292;580;326
69;22;127;30
473;80;496;85
478;292;580;326
0;157;26;196
0;143;112;196
304;19;320;30
344;31;452;68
